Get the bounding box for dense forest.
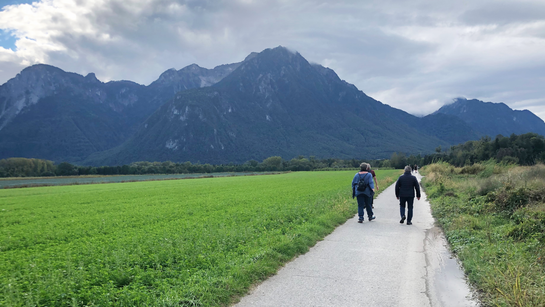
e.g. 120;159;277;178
1;133;544;178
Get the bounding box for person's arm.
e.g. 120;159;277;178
414;177;421;200
395;179;400;199
373;176;378;191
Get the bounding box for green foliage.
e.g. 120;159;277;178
446;133;545;166
423;162;545;306
459;163;485;175
474;177;503;196
389;152;407;169
55;162;78;176
509;209;545;241
0;170;400;306
488;186;530;215
0;156;392;179
262;156;283;171
0;158;55;177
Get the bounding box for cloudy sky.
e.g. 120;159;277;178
1;0;545;120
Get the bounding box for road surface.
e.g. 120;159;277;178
233;173;479;307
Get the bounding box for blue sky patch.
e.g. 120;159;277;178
0;29;17;51
0;0;36;8
0;0;36;50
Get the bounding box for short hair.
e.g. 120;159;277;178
404;165;412;172
360;162;370;171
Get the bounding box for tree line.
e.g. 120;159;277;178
375;133;545;169
2;133;543;178
422;132;545;167
0;156;388;177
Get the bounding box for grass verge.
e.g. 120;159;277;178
422;162;545;307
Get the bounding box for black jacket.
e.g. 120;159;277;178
395;171;421;198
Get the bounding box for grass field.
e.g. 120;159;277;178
1;170;399;307
0;173;278;189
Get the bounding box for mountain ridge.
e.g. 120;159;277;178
84;47;451;165
1;46;544;165
0;60;241;163
434;98;545;137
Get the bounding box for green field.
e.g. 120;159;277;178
1;170;399;306
0;173;278;189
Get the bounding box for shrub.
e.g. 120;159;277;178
459;163;486;175
475;177;503;196
490;186;530;215
508;209;545;241
424;162;455;175
521;164;545;182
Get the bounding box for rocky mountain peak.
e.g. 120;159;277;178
184;64;202;72
244;52;259;61
154;68;179;84
434;97;545;137
149;61;242;93
0;64;82;130
85;73;100;83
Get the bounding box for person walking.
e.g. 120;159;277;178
352;163;376;223
368;165;379;208
395;165;421;225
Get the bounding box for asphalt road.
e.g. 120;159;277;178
233;173;478;307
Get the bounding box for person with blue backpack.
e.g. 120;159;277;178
352;162;376;223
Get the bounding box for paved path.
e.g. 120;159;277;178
234;173;478;307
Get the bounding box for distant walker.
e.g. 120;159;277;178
395;165;421;225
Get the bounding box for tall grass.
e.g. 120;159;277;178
422;163;545;306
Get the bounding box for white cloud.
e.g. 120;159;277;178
0;0;545;121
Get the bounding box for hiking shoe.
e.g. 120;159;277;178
369;216;376;221
407;222;412;225
358;219;363;223
400;216;406;224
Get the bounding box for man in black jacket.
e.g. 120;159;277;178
395;165;421;225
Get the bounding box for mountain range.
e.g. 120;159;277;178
1;46;544;166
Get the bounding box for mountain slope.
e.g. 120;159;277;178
85;47;449;165
0;65;147;161
0;61;240;162
434;98;545;137
4;48;544;166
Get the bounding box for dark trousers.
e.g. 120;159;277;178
399;197;414;222
357;194;374;220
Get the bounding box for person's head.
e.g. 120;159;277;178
360;162;370;171
404;165;412;173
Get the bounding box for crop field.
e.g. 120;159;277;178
1;170;399;306
0;173;276;189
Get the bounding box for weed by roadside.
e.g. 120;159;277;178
422;162;545;307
